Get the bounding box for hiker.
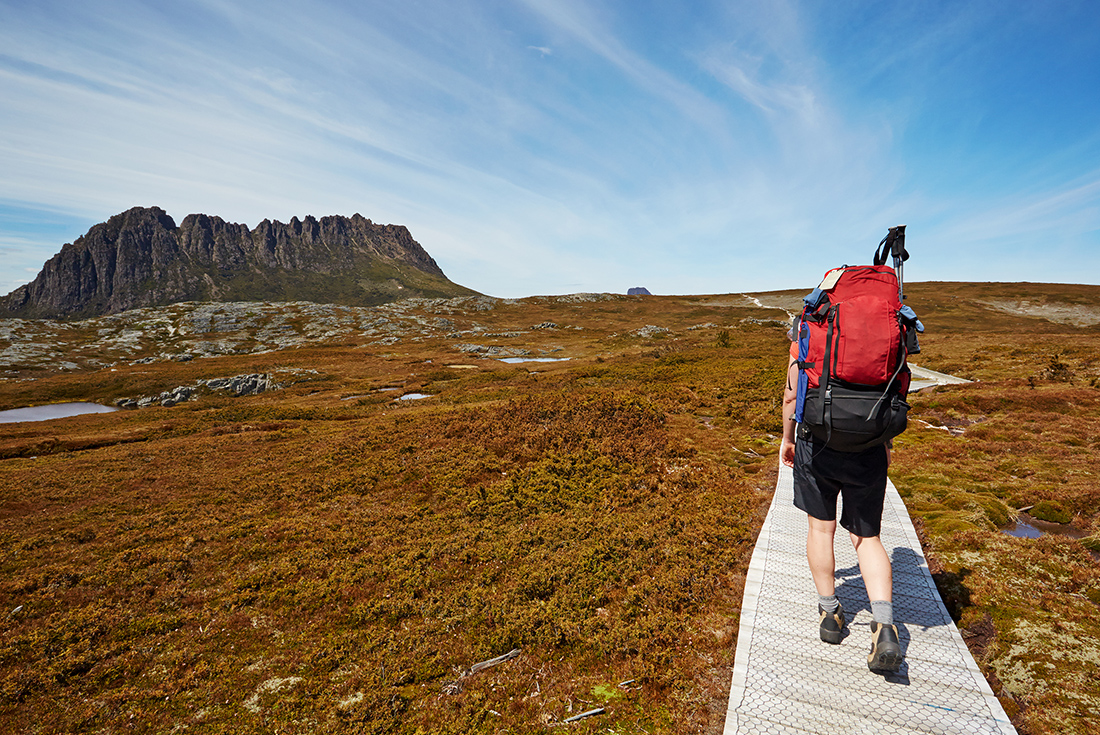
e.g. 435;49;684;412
778;230;920;673
780;341;904;671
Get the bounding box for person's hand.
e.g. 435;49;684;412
780;437;796;468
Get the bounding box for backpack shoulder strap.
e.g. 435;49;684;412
793;317;810;424
812;306;837;426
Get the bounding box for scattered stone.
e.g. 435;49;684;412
455;344;531;357
114;369;317;410
633;325;670;338
740;317;789;328
556;293;617;303
198;374;276;397
0;296;502;372
532;321;558;329
466;296;499;311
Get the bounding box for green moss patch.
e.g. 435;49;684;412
1029;500;1072;525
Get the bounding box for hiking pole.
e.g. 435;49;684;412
890;225;907;301
873;225;908;301
867;224;916;420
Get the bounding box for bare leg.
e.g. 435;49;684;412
807;516;838;596
850;532;892;602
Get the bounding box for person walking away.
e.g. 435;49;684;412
780;338;904;672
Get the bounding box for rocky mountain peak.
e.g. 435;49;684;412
1;207;477;319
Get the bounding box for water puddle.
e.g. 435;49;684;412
1001;513;1099;559
0;402;119;424
1001;512;1088;541
397;393;432;401
1001;518;1043;539
499;357;571;363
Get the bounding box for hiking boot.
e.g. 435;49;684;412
867;621;903;671
818;602;845;644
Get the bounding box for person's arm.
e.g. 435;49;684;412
780;354;798;467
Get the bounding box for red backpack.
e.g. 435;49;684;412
793;227;922;452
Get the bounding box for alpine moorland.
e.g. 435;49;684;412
1;283;1098;734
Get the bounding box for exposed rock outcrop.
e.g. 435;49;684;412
114;369;317;409
1;207;478;319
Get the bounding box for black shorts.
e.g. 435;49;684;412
792;431;888;538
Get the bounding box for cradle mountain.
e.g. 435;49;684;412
0;206;478;319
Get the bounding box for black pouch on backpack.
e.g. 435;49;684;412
802;381;909;452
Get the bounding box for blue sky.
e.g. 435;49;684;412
1;0;1098;298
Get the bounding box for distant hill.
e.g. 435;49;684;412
0;206;479;319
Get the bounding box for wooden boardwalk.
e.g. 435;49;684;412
723;464;1017;735
908;364;973;392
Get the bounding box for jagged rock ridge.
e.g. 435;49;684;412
0;206;479;318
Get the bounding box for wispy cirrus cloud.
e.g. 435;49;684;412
0;0;1098;296
517;0;730;132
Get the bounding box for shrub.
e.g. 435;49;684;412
1042;353;1074;382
